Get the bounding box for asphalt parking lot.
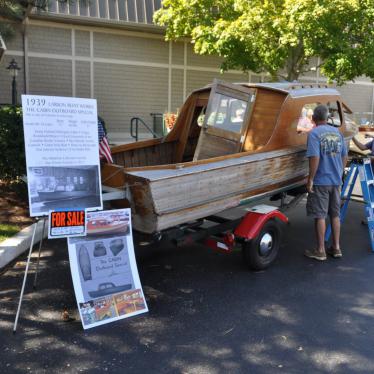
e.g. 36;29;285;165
1;199;374;374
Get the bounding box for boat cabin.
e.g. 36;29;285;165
104;80;355;175
101;80;356;234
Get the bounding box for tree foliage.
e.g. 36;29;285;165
0;106;25;180
154;0;374;84
0;0;58;40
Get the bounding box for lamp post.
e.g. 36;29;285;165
6;59;20;106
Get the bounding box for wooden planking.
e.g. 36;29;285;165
111;137;162;154
148;150;308;214
194;131;239;160
113;140;178;168
131;175;307;233
113;151;125;167
101;163;127;187
127;147;305;178
154;176;306;232
174;96;198;163
183;136;200;161
125;148;309;233
243;89;285;152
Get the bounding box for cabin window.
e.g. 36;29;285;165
296;101;342;134
326;101;342;127
205;93;250;133
296;103;319;134
342;104;358;133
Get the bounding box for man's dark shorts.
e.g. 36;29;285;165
306;185;341;219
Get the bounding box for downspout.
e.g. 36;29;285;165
22;22;27;94
21;5;34;95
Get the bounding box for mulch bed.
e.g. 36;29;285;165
0;182;34;230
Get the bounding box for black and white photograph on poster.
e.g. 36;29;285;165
28;166;101;215
68;209;148;329
22;95;103;217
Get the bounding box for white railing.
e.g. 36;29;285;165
44;0;161;23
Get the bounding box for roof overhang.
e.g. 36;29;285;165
29;12;165;35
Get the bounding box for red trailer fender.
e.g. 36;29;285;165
234;208;288;240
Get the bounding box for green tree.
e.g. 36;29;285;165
0;1;66;40
154;0;374;84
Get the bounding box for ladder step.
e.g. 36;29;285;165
366;180;374;185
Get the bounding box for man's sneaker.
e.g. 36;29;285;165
304;249;327;261
326;247;342;258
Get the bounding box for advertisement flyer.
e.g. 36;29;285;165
22;95;103;217
68;208;148;329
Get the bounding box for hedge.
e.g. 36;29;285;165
0;106;26;181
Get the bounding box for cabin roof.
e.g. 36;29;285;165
241;82;340;98
195;81;340;99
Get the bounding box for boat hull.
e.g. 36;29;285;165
37;191;92;201
125;147;309;233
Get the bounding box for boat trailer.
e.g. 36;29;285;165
132;185;307;271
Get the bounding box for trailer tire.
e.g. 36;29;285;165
242;220;281;270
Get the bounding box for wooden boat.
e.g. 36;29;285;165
87;218;129;235
78;244;92;281
88;282;133;298
102;80;356;234
37;183;96;201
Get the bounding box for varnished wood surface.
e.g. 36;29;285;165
103;81;357;233
127;147;308;233
193;131;239;161
243;89;285;152
112;141;177;168
127;147;305;180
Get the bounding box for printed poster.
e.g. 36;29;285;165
22;95;103;217
68;208;148;329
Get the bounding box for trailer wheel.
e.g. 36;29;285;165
242;220;282;270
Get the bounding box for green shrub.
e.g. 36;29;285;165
0;106;25;181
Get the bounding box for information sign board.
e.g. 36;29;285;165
22;95;103;217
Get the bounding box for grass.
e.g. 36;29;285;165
0;223;20;242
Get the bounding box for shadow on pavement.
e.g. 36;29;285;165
1;201;374;373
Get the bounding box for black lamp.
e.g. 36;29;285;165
6;58;20;106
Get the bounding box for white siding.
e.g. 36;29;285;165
338;83;373;113
28;26;71;55
76;61;91;97
171;42;184;65
171;69;184;112
28;57;72;96
75;30;90;57
187;44;224;68
93;32;169;63
94;63;168;137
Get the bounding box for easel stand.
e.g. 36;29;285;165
13;218;47;333
326;157;374;251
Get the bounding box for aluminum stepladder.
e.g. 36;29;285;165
325;157;374;251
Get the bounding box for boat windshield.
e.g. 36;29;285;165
204;93;251;133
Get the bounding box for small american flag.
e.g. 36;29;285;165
98;117;113;164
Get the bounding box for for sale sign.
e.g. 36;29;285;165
48;209;86;239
